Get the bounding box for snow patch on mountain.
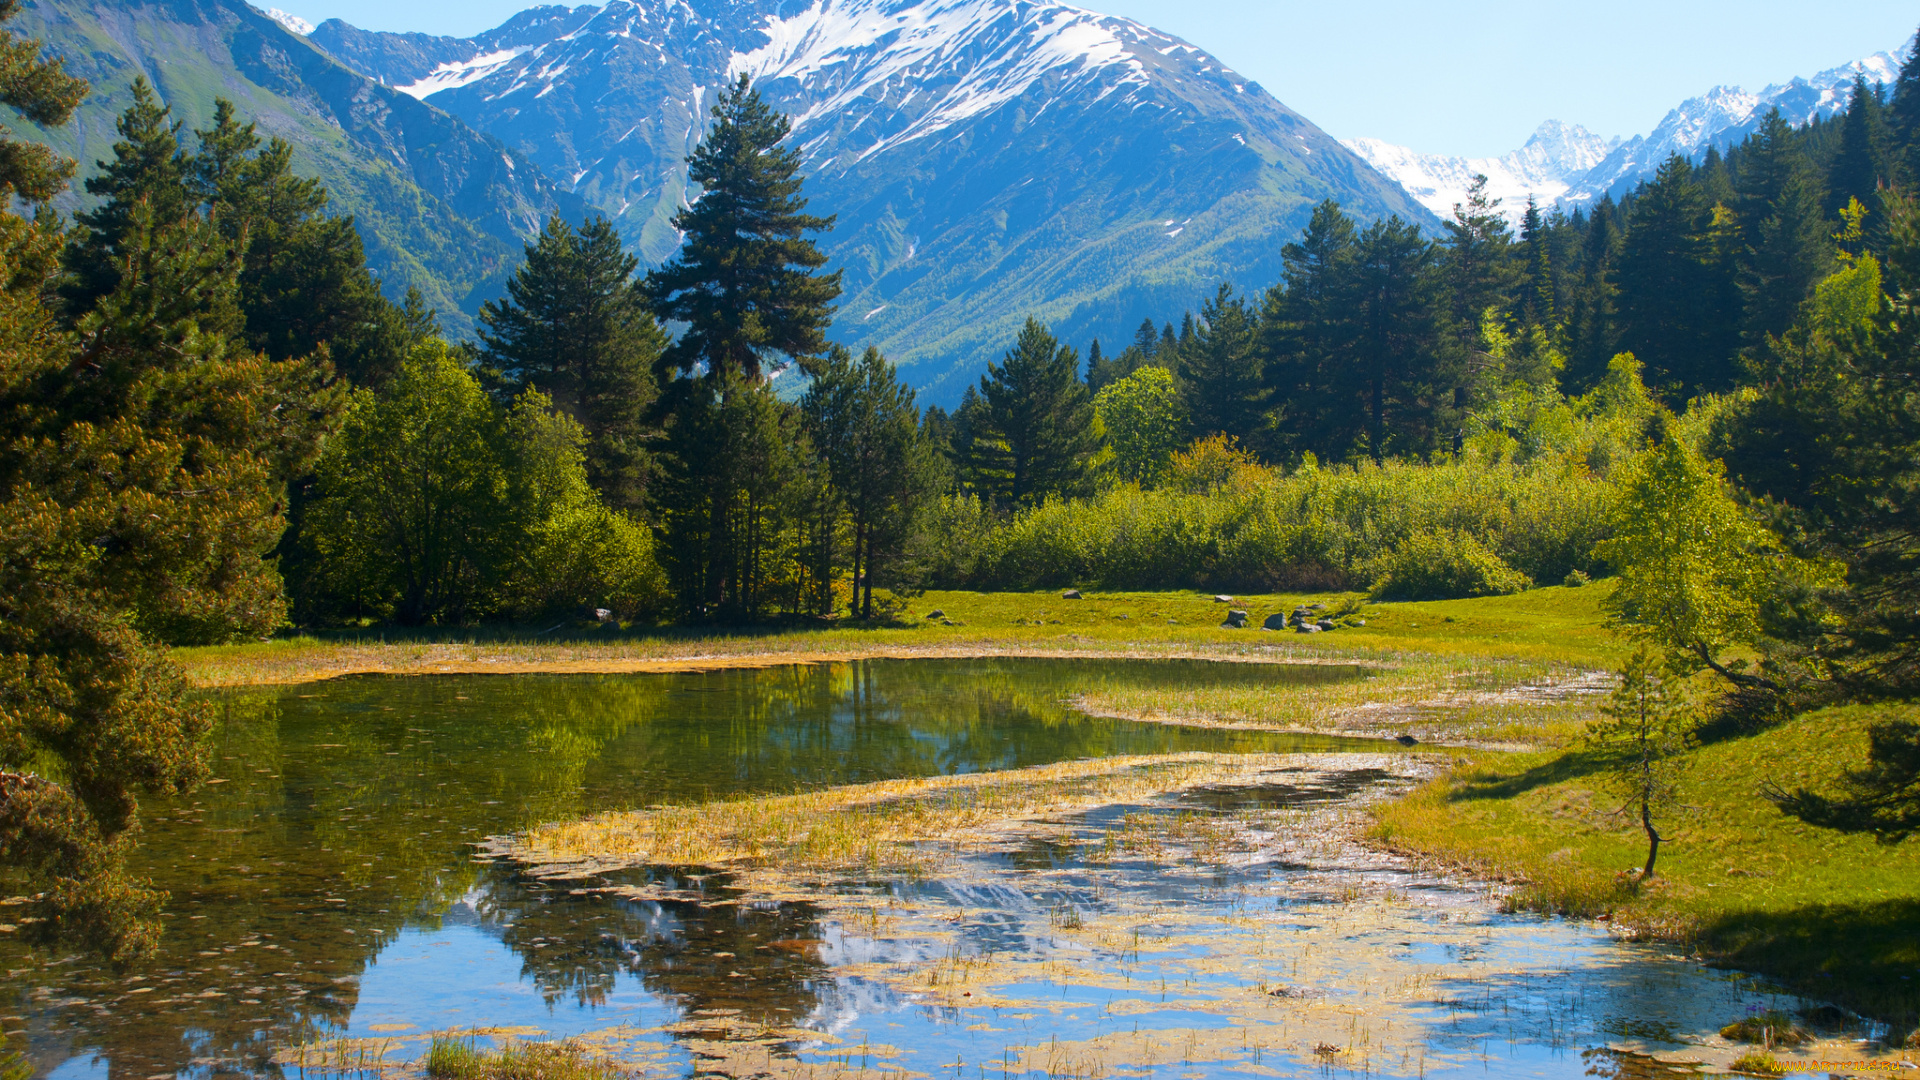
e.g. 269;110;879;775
731;0;1153;162
1345;120;1615;224
394;48;533;100
259;6;312;35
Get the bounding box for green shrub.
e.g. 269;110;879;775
1367;528;1533;601
1564;568;1591;587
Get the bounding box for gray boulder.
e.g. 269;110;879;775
1063;589;1083;599
1262;612;1290;631
1295;623;1322;634
1222;609;1249;628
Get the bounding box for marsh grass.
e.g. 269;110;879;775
424;1037;622;1080
512;753;1320;876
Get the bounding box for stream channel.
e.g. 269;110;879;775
4;657;1828;1080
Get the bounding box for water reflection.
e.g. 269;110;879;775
3;658;1368;1078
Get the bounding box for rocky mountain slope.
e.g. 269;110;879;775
14;0;588;334
1348;49;1903;223
307;0;1432;401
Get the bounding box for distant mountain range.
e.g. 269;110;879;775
298;0;1429;401
14;0;1907;397
1347;50;1904;225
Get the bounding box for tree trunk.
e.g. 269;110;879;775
1640;798;1662;878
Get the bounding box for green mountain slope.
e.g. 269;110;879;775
14;0;587;335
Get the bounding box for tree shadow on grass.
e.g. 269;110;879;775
1445;749;1613;802
1699;897;1920;1030
283;612;916;648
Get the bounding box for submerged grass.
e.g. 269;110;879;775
512;752;1348;877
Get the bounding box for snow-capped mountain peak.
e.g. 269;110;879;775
259;6;313;35
1344;120;1616;224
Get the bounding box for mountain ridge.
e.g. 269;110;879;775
307;0;1434;402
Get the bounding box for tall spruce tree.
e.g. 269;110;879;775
1519;196;1555;326
1616;155;1740;401
645;74;841;382
1353;215;1453;460
803;345;935;619
61;78;191;313
1178;283;1265;445
481;214;664;510
966;318;1097;507
1734;109;1830;346
1439;174;1518;349
1565;199;1623;392
1826;76;1891;219
1264;200;1361;458
1886;25;1920;185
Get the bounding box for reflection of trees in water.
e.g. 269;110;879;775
3;658;1341;1079
473;863;830;1026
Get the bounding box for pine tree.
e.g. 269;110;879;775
61;78;192;312
803;345;936;618
1827;75;1891;219
966;318;1097;507
0;31;341;959
1616;155;1740;401
645;74;841;382
1733;111;1829;346
1353;215;1453;460
1264;199;1361;458
0;0;84;203
1178;282;1265;445
1885;25;1920;186
1519;195;1555;325
1439;174;1518;349
481;214;664;510
1564;197;1622;392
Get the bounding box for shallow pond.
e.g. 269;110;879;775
1;658;1833;1079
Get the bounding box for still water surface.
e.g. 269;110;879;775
3;658;1815;1080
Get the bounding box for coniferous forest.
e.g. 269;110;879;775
2;0;1919;985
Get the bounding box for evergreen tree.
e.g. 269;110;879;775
189;101;408;387
645;74;841;382
803;345;936;618
1353;215;1454;459
966;318;1097;507
1438;174;1518;349
1519;195;1555;325
1615;155;1740;401
1565;198;1622;392
1826;75;1891;219
1178;283;1265;445
0;20;341;959
1734;109;1830;345
1264;199;1361;458
61;78;191;312
1885;25;1920;185
0;0;84;204
481;214;664;510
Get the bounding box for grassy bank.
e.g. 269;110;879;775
176;583;1624;687
1371;701;1920;1029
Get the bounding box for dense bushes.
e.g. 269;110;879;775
921;453;1612;594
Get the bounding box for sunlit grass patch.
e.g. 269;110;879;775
1367;701;1920;1023
425;1037;623;1080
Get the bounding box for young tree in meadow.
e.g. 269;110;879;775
966;318;1098;507
1094;366;1186;486
1586;649;1695;879
481;214;664;510
804;345;938;618
1178;283;1265;445
645;73;841;383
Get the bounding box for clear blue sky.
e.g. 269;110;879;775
289;0;1917;158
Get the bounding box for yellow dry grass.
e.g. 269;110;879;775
512;752;1315;876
